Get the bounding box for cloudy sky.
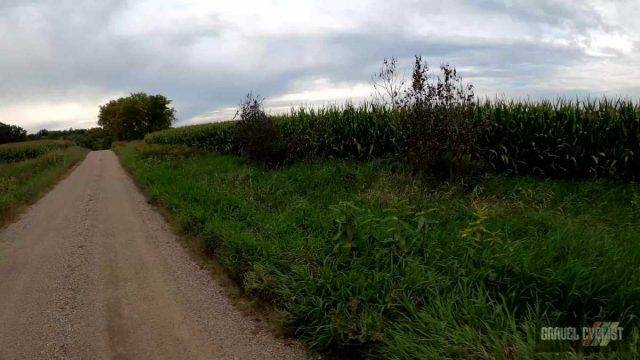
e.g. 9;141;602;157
1;0;638;132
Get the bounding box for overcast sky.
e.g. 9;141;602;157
1;0;638;132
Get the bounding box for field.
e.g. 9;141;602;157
0;143;87;225
116;141;640;358
146;99;640;180
0;140;73;163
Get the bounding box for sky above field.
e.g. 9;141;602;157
1;0;639;131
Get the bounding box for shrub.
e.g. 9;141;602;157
235;93;283;165
400;57;482;180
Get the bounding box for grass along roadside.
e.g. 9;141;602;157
115;142;640;359
0;146;88;227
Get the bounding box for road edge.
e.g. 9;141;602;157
111;144;316;359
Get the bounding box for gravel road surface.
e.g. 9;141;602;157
0;150;306;360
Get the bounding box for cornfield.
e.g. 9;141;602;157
478;99;640;179
145;121;239;155
145;98;640;180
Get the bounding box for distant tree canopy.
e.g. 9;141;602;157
31;128;113;150
0;122;27;144
98;93;175;141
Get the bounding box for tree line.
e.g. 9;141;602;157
1;92;176;147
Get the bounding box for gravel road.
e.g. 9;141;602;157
0;150;307;360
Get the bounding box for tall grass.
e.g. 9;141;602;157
146;98;640;180
0;146;87;225
0;140;73;163
117;142;640;358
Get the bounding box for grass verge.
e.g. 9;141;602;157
115;142;640;359
0;146;88;226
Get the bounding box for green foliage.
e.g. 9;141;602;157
31;127;113;150
276;103;405;162
147;103;406;162
478;98;640;179
0;122;27;144
401;58;482;180
0;146;86;224
98;93;175;141
236;93;283;165
0;140;72;163
145;121;239;153
116;142;640;358
146;97;640;181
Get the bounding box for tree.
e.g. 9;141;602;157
98;93;175;140
371;57;406;108
0;122;27;144
33;127;113;150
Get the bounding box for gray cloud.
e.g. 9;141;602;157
0;0;638;131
